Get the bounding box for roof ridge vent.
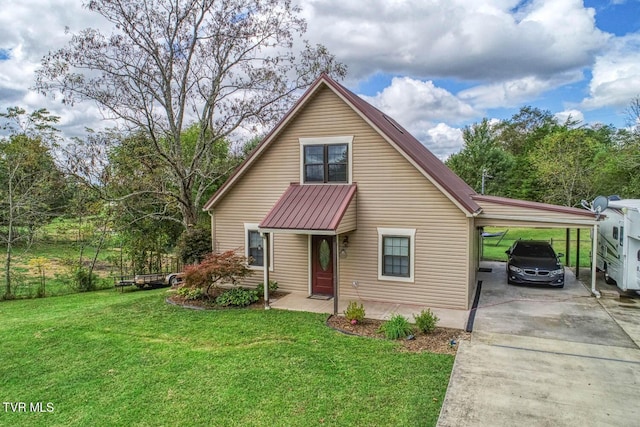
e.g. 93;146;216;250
382;114;405;134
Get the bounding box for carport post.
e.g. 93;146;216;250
591;224;600;298
576;229;580;279
565;228;571;269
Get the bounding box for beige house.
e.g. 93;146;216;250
203;74;598;314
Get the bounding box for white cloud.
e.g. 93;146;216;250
555;109;585;125
458;72;583;108
421;123;465;160
580;33;640;110
303;0;609;81
361;77;477;124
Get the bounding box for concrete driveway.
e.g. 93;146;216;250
437;261;640;427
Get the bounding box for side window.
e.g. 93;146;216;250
637;249;640;262
377;228;416;283
247;230;263;267
613;227;619;241
620;226;624;246
244;223;272;270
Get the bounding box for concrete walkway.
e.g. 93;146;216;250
438;262;640;427
269;292;469;329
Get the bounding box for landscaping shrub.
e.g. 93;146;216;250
343;301;365;324
176;286;205;301
414;309;439;334
183;250;253;296
255;280;278;297
215;287;259;307
378;314;415;340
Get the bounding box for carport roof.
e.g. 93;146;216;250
473;194;599;227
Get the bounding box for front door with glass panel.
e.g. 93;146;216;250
311;236;334;296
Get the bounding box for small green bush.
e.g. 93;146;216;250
414;309;439;334
216;287;259;307
255;280;279;297
75;268;96;292
343;301;365;324
378;314;415;340
176;286;205;301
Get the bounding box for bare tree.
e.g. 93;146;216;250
36;0;346;228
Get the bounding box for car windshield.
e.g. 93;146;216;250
511;242;555;258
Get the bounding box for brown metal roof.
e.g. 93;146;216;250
472;194;597;218
259;184;356;232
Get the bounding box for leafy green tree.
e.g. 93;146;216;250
446;119;515;196
0;108;65;298
494;106;559;201
529;126;606;206
36;0;346;228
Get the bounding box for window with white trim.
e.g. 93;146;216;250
244;223;272;270
377;228;416;282
299;136;353;184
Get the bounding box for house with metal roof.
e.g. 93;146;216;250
203;74;599;314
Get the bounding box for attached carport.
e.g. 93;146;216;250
471;195;601;296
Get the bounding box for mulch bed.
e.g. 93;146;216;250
326;315;470;355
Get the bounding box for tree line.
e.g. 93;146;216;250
445;102;640;207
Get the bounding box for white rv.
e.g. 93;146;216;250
594;197;640;292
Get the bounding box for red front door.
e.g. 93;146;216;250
312;236;334;296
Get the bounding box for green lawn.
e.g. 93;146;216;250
0;289;453;426
482;227;594;267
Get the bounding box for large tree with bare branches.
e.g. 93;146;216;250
36;0;346;227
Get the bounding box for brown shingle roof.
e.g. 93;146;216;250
259;184;356;232
203;73;480;214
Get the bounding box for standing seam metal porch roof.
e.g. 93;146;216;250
259;184;356;233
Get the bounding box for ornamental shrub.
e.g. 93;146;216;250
343;301;365;324
378;314;415;340
255;280;279;297
414;309;439;334
215;287;259;307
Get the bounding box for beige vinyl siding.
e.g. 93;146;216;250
212;86;471;308
336;194;357;235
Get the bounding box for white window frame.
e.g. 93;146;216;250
377;228;416;283
244;223;273;271
299;136;353;184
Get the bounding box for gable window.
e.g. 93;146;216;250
377;228;416;283
299;136;353;184
244;223;273;270
304;144;348;183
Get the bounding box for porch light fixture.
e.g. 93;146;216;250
340;236;349;258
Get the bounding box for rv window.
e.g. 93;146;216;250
613;227;619;240
637;249;640;262
620;227;624;246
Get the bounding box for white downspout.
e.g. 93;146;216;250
591;223;601;298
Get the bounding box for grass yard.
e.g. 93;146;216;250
482;227;594;268
0;289;453;426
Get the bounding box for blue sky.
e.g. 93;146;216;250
1;0;639;158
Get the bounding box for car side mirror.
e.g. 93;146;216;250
557;253;564;258
505;250;510;255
